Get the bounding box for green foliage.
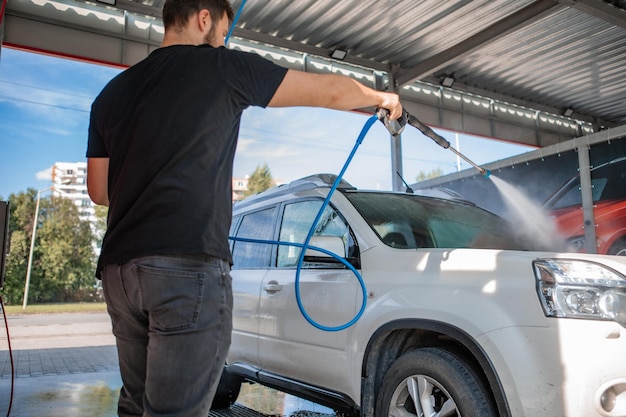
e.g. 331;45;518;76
416;168;444;182
2;229;29;304
93;205;108;248
2;189;98;305
244;163;274;197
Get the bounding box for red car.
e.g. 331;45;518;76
544;157;626;255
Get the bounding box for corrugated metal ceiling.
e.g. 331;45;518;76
221;0;626;127
3;0;626;130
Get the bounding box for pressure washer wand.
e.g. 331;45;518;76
406;112;490;177
377;108;491;178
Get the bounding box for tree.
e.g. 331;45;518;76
416;168;444;182
2;190;97;305
93;205;108;248
244;163;274;197
35;197;96;302
2;189;38;304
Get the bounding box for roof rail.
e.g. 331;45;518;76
234;173;356;209
288;174;356;191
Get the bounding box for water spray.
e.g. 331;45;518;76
377;108;491;178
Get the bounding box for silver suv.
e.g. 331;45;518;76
214;174;626;417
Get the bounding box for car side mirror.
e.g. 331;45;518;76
303;236;346;264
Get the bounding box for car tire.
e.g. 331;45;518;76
608;238;626;256
211;367;242;409
375;347;496;417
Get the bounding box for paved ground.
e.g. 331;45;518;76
0;312;120;417
0;311;335;417
0;312;118;379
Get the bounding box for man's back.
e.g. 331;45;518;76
88;45;288;272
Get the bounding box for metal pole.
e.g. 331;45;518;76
455;133;461;172
387;67;403;191
390;134;403;192
23;187;50;309
577;145;597;254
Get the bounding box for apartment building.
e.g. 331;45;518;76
232;177;249;202
51;162;96;225
50;163;279;221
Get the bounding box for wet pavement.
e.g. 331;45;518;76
0;311;336;417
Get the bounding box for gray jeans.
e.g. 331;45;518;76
101;255;233;417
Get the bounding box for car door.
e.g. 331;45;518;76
229;206;277;367
257;199;362;393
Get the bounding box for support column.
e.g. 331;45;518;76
577;143;597;254
387;66;403;192
390;134;403;192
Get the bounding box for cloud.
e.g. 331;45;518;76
236;136;303;158
235;137;255;152
36;167;52;181
0;81;91;120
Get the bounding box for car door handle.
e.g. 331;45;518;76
263;281;283;293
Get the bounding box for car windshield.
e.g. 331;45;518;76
344;191;534;250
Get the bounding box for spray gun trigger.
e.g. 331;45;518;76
376;108;407;136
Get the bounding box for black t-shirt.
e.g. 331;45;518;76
87;44;288;275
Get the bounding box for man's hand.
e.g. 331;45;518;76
377;91;402;120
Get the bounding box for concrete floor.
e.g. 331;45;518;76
0;312;336;417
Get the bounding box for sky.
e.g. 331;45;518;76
0;46;536;200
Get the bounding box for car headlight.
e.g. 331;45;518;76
533;259;626;327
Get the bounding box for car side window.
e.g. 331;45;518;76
550;181;583;209
552;177;607;209
596;165;626;201
231;207;277;269
277;200;350;268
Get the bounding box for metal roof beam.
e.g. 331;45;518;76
420;75;616;128
4;9;161;47
231;27;389;73
111;0;162;18
395;0;561;87
557;0;626;29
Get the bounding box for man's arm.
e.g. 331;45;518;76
268;70;403;119
87;157;110;207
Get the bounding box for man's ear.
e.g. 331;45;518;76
197;9;212;32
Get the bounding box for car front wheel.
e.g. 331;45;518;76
375;347;496;417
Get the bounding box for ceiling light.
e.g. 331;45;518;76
441;76;455;88
330;49;347;61
97;0;116;5
563;108;574;117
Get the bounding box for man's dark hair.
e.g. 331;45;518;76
162;0;234;30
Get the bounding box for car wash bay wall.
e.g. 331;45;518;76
413;126;626;219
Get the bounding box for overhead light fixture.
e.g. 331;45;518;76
563;108;574;117
97;0;116;5
441;76;455;88
330;49;347;61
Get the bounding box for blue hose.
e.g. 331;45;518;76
293;114;378;331
230;114;380;331
225;0;247;45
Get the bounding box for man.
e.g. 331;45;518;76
86;0;402;415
